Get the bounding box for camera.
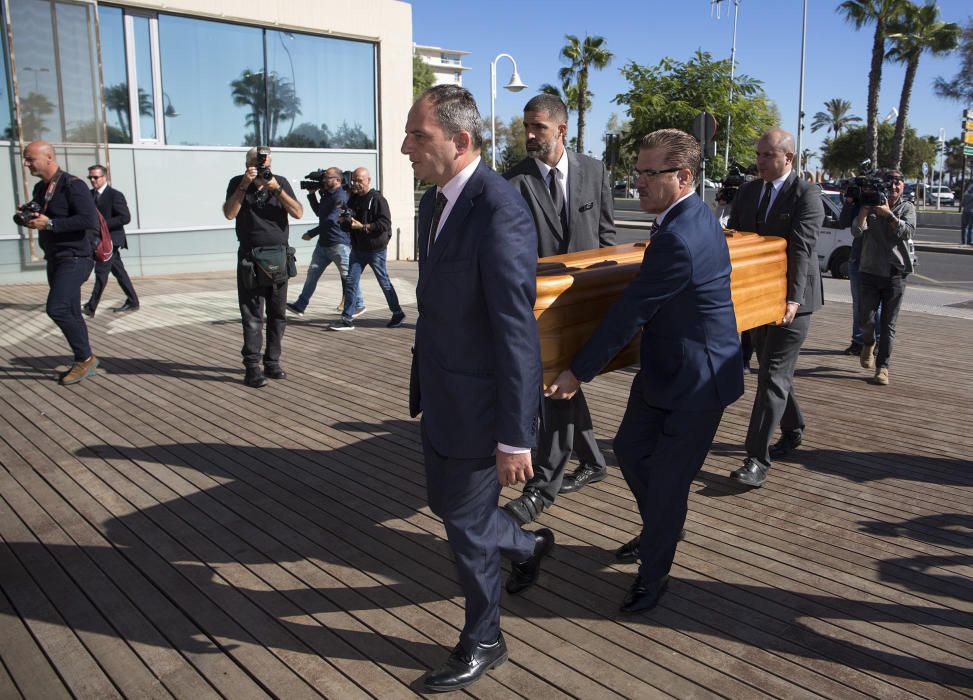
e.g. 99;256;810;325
843;160;888;207
338;205;354;231
12;200;42;226
255;146;272;181
300;169;328;191
715;162;755;204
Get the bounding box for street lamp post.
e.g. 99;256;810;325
795;0;808;175
490;53;527;170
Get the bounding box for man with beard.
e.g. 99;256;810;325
503;94;616;525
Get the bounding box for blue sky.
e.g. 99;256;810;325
410;0;970;170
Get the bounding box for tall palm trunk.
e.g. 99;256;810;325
890;56;918;170
865;15;886;167
576;69;587;153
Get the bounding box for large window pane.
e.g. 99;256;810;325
268;31;376;149
132;15;155;140
10;0;61;141
159;15;262;146
0;24;11;140
57;1;100;142
98;5;129;143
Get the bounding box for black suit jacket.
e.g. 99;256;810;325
728;171;823;312
93;186;132;249
410;161;542;458
504;151;615;257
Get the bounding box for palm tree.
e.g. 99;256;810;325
886;1;960;170
810;98;862;138
838;0;907;167
557;34;612;153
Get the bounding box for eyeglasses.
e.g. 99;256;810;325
633;167;682;179
87;175;103;180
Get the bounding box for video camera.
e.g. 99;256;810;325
715;162;754;204
255;146;273;181
12;200;42;226
300;169;328;191
843;160;888;207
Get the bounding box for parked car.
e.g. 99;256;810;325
903;183;917;204
612;182;637;198
926;184;955;207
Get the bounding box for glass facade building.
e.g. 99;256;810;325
0;0;414;282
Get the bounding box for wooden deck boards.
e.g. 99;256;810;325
0;265;970;699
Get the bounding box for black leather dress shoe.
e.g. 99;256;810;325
114;301;140;313
620;574;669;613
559;463;608;494
423;636;508;692
82;303;95;318
264;365;287;380
504;489;546;525
731;457;769;488
769;430;803;459
244;367;267;388
614;528;686;563
506;528;554;595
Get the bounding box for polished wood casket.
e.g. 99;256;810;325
534;231;787;385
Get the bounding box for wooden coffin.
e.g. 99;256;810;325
534;231;787;386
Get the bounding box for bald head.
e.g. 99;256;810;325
24;140;59;181
350;167;372;194
755;128;795;182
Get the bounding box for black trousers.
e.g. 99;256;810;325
87;250;138;310
613;374;724;582
421;421;534;653
237;269;287;369
46;256;94;361
859;270;906;370
744;314;811;467
527;391;606;505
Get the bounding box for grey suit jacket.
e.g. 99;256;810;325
504;151;616;257
728;170;824;312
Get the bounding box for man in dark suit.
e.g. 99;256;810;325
83;164;138;316
502;94;615;524
547;129;743;613
727;128;824;488
401;85;552;692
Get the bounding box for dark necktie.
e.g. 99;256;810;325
549;169;569;238
649;219;661;239
428;191;448;254
755;181;772;232
92;189;99;205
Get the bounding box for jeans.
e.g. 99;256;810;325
859;270;906;370
46;256;94;360
848;257;880;345
292;242;363;312
343;248;401;320
962;210;973;245
88;249;138;311
238;268;287;369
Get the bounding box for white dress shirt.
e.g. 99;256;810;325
432;156;481;243
533;149;569;211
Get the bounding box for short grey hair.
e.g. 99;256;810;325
416;85;483;149
639;129;701;185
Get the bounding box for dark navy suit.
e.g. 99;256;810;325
410;160;542;651
87;185;138;311
570;193;743;582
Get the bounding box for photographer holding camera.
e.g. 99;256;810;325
329;167;404;331
18;140;100;385
223;146;303;388
286;167;364;317
851;169;915;385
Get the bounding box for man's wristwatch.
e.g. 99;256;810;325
44;220;54;231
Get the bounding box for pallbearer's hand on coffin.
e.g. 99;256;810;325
778;301;799;326
545;369;580;401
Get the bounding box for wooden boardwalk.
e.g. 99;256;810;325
0;264;970;699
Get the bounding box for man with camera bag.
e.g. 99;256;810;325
330;167;405;331
851;169;914;385
19;141;100;385
83;164;139;316
223;146;303;388
287;167;364;317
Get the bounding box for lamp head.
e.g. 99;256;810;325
504;71;527;92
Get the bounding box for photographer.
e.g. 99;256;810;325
330;167;405;331
851;169;915;385
19;140;100;385
223;146;303;388
286;167;364;317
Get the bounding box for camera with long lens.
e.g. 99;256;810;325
715;162;754;204
300;169;328;191
12;200;42;226
843;160;888;207
255;146;273;181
